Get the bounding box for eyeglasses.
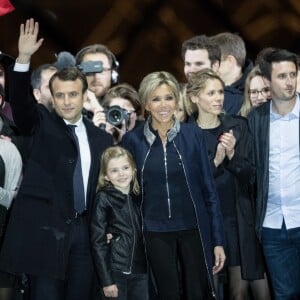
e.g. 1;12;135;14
249;87;270;98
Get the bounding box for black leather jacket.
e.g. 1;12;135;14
90;185;147;287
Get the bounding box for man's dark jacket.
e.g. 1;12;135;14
247;101;272;239
224;60;253;115
0;70;113;279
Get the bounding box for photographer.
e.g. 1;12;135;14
93;83;143;144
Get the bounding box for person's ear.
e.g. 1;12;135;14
262;76;271;86
104;175;110;182
50;94;55;107
83;90;88;103
212;60;220;72
144;102;150;112
190;95;198;104
0;95;3;107
33;88;41;102
226;55;236;66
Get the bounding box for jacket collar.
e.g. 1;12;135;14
143;116;180;146
230;59;253;90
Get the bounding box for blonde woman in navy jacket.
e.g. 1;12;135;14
122;71;225;300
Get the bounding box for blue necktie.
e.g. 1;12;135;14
68;125;86;214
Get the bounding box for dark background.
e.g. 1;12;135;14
1;0;300;88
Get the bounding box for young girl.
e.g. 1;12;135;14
90;146;148;300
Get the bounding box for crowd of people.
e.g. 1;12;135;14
0;17;299;300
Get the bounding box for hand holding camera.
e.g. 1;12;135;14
103;106;130;128
84;90;103;114
93;105;130;128
93;105;132;144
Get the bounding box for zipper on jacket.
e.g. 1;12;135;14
124;194;136;275
173;141;216;299
141;148;152;228
163;145;171;218
140;148;152;270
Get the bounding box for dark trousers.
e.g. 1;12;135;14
144;229;213;300
29;216;96;300
102;272;148;300
262;222;300;300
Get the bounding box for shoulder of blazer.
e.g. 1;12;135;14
122;125;144;143
83;117;113;145
179;122;204;140
179;121;200;132
253;101;270;116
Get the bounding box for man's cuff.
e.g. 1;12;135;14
14;62;30;72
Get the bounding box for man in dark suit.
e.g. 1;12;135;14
0;18;113;300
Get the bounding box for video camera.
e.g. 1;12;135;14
77;61;103;74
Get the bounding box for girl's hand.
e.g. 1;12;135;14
219;129;236;160
103;284;118;298
213;246;226;275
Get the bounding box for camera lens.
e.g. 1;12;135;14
106;105;126;126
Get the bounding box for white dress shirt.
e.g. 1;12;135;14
264;96;300;229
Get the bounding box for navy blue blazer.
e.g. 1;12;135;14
122;119;224;295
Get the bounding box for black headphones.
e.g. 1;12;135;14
110;52;119;85
75;45;119;85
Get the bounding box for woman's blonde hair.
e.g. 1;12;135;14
138;71;180;108
97;146;140;195
185;68;224;115
178;83;194;119
240;65;263;117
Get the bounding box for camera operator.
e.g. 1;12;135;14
75;44;119;119
93;83;143;144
